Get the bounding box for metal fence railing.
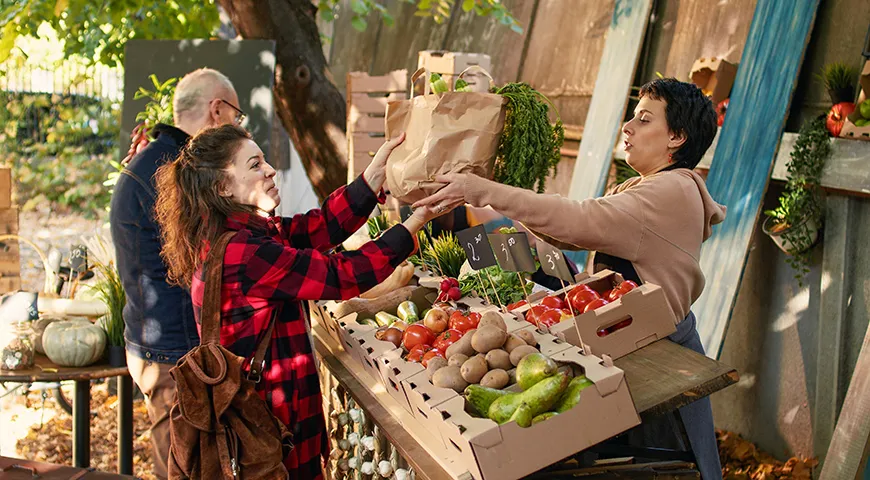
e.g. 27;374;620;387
0;61;123;103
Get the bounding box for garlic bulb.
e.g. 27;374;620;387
338;439;351;451
361;462;375;475
394;468;410;480
330;448;343;460
361;435;376;452
338;458;349;472
349;408;362;423
348;432;360;446
348;456;361;470
338;412;350;426
378;460;393;477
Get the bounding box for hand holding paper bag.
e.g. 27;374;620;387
384;67;506;204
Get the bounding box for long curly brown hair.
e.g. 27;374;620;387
154;124;255;288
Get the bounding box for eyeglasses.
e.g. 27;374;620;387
219;99;247;125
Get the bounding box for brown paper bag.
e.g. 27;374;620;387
384;67;506;204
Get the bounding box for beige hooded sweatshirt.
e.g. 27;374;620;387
464;169;727;324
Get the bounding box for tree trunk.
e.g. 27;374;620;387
218;0;347;201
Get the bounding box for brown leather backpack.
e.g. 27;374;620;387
167;231;293;480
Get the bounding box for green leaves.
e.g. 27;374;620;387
492;83;564;193
133;74;178;132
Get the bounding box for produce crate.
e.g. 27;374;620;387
412;342;640;480
0;207;21;294
417;50;492;92
335;314;378;367
515;270;676;359
374;347;426;414
840;60;870;141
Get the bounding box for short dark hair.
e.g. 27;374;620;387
639;78;717;170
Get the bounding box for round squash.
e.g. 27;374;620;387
31;316;63;355
42;319;107;367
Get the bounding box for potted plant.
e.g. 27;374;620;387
816;62;859;105
763;117;832;284
91;261;126;366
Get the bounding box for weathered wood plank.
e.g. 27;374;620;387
349;92;406;113
346;71;407;93
0;168;11;209
813;195;853;468
440;0;536;84
368;0;451;77
694;0;822;358
615;339;738;419
819;319;870;480
662;0;756;81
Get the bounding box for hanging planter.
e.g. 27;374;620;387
762;214;820;255
763;117;832;285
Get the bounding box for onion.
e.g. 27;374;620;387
383;328;403;348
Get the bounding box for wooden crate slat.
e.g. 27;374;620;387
349;114;387;134
0;276;21;293
347;71;408;93
350;93;406;114
0;168;11;210
351;133;386;154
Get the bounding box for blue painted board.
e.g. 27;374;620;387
695;0;821;358
564;0;653;269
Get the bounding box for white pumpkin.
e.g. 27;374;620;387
32;316;63;355
42;319;106;367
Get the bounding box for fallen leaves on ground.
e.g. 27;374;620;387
718;429;818;480
14;382;156;480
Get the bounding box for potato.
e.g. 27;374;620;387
480;369;509;389
448;353;469;368
460;356;488;384
485;349;512;370
446;329;477;358
515;329;537;346
503;333;528;353
479;311;507;331
509;345;539;366
507;368;517;385
472;326;508;353
432;366;469;393
426;357;449;381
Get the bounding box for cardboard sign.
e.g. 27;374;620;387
537;241;575;282
488;233;536;273
69;245;88;279
456;225;497;271
0;291;38;322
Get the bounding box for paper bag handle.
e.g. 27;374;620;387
457;65;495;90
409;67;431;98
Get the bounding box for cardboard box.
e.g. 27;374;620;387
309;300;342;344
690;57;738;105
417;50;493;92
840;60;870;141
425;345;640;480
374;348;426;413
0;168;11;209
402;370;460;452
335;314;378;367
515;270;676;359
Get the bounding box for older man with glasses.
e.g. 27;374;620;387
110;67;245;479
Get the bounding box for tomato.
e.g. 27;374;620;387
541;295;566;310
403;324;436;351
406;343;432;363
466;312;481;328
617;280;638;295
448;311;472;332
583;298;609;313
524;305;552;326
507;300;528;311
421;349;445;367
569;289;600;312
605;289;623;302
434;329;464;351
539;309;562;328
597;318;633;337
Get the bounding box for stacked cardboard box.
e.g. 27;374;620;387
0;168;20;293
417;50;493;92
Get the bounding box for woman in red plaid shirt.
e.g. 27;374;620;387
153;125;454;479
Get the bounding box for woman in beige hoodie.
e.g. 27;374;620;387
415;78;726;478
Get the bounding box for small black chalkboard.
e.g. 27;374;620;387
69;244;88;279
536;241;575;282
456;225;498;271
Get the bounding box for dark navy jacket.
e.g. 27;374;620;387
110;124;197;363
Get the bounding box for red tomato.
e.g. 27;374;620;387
525;305;552;326
541;295;566;310
466;312;481;328
403;324;436;351
507;300;528;311
434;329;464;351
539;309;562;328
583;298;609;313
448;311;473;333
406;343;432;363
617;280;638;295
421;349;445;367
569;289;600;312
605;289;623;302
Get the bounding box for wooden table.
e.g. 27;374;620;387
0;354;134;475
313;327;737;479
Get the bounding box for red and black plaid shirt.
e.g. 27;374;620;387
190;175;414;479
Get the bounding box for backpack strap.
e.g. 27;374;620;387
200;230;275;383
